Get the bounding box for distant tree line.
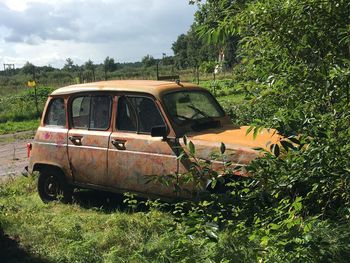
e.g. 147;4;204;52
0;54;180;89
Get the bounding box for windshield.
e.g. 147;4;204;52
162;90;225;126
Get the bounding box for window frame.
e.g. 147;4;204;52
115;94;167;135
69;93;113;131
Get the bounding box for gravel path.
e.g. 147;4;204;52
0;131;34;181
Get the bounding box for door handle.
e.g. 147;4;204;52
111;139;127;150
69;136;83;145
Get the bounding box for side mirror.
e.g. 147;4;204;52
151;125;167;139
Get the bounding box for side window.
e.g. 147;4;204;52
117;96;165;133
71;95;111;130
116;96;137;132
44;98;66;127
72;96;90;129
90;96;111;130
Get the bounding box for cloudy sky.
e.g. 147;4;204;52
0;0;197;68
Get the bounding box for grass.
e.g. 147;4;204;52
2;174;348;262
0;119;40;135
0;176;211;263
217;93;245;104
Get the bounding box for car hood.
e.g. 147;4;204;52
185;124;281;165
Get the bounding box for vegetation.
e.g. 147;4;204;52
185;0;350;261
0;87;53;123
0;86;53;134
0;120;39;135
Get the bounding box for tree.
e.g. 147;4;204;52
172;34;189;69
41;65;55;73
22;61;35;76
84;59;95;81
141;55;157;67
63;58;75;71
104;56;117;72
172;24;231;70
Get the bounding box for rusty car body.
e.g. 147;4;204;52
27;80;279;202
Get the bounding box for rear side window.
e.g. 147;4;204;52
117;96;165;133
71;95;111;130
44;98;66;127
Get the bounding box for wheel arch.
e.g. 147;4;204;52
33;163;67;181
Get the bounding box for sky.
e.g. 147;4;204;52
0;0;197;69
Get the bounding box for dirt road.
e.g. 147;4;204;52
0;131;34;180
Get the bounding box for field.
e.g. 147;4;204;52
1;176;185;263
1;172;349;262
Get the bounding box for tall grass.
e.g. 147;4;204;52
0;87;54;124
0;119;40;135
1;175;349;262
0;176;211;262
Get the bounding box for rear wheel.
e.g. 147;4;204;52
37;169;72;203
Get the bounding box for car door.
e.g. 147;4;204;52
107;94;179;197
68;94;112;186
30;97;71;177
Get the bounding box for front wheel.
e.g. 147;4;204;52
37;169;72;203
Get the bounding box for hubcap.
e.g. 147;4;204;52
44;175;60;198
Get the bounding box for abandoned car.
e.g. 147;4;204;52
25;80;279;202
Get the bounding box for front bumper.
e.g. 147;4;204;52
22;166;29;177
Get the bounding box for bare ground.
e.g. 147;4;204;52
0;131;34;181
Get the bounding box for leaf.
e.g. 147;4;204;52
253;127;260;140
288;136;300;145
176;151;185;160
280;140;295;151
205;229;218;242
252;147;265;151
188;141;195;155
220;142;226;154
270;223;281;230
270;143;280;157
183;135;188;146
185;227;197;235
246;125;254;136
260;236;269;246
210;179;217;189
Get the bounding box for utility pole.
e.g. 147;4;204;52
156;61;159;80
28;65;40;117
3;63;15;75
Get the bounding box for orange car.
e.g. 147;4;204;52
25;80;279;202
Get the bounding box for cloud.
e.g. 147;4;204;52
0;1;78;44
0;0;196;67
0;0;195;44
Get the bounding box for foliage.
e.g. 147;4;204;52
141;54;158;67
0;86;54;124
21;61;35;76
0;119;39;135
172;25;232;70
175;1;350;261
0;177;226;263
175;27;219;69
103;56;117;72
63;57;74;70
2;169;350;263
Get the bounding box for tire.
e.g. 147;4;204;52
37;169;72;203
